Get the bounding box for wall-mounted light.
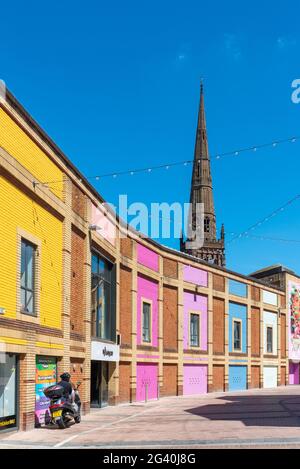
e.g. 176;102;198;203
89;224;102;231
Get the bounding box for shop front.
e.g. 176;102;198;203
35;356;57;426
90;341;119;408
0;353;18;432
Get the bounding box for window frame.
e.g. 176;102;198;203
232;318;242;352
20;238;36;316
141;298;152;345
266;324;274;354
189;311;201;349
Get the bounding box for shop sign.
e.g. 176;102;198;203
91;341;120;362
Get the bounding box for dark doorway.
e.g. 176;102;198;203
90;361;109;408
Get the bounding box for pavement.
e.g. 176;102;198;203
1;386;300;449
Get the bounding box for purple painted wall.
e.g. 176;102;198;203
183;265;208;287
183;365;208;395
137;243;159;272
137;275;159;347
183;292;208;350
136;363;158;401
289;362;300;385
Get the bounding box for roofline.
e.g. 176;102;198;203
3;88;285;293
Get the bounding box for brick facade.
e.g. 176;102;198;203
212;365;225;392
163;285;178;352
251;366;260;388
119;265;132;347
161;364;178;397
70;226;86;334
251;307;260;356
213;298;225;354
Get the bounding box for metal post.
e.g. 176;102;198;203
145;383;148;403
157;382;160;400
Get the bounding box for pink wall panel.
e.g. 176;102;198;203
183;265;208;287
136;363;158;401
183;365;208;395
91;204;116;246
289;363;300;385
137;243;159;272
183;292;208;350
137;275;159;347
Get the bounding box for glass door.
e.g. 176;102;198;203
90;361;109;408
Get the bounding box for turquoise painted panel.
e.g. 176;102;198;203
229;365;247;391
229;279;247;298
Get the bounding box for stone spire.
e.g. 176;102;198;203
181;83;226;267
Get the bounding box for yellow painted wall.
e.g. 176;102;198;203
0;108;63;198
0;176;63;328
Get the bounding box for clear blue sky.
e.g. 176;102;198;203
1;0;300;275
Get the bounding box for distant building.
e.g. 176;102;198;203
180;84;225;267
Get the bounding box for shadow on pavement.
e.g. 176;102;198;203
185;393;300;427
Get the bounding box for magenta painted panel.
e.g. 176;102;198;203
91;203;116;246
183;365;208;395
137;275;159;347
183;265;208;287
137;244;159;272
289;363;300;384
183;292;208;350
136;363;158;401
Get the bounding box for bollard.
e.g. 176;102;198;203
145;383;148;403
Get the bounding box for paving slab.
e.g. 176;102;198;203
1;386;300;448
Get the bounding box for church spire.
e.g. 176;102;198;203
181;83;226;267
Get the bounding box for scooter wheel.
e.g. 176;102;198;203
57;417;67;429
74;415;81;424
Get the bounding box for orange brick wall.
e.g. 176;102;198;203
72;183;86;219
251;286;260;302
213;274;225;292
162;364;177;396
70;227;86;334
212;365;225;392
251;366;260;388
163;285;178;352
213;298;225;354
251;307;260;357
281;314;287;358
119;265;132;347
119;361;131;403
120;237;133;258
281;367;286;385
163;258;178;279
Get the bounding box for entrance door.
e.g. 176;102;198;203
90;361;109;408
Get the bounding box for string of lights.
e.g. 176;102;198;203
36;135;299;186
227;193;300;243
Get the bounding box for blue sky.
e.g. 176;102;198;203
1;0;300;275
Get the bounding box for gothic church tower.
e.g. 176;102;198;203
180;84;225;267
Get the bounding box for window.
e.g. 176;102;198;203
91;252;116;341
204;217;210;233
229;279;247;298
267;326;273;353
233;320;242;351
20;239;36;314
190;313;200;347
142;301;151;343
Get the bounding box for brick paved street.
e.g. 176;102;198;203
1;386;300;449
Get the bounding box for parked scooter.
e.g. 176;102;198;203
43;381;81;429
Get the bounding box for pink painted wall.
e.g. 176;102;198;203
91;203;116;246
137;243;159;272
183;292;208;350
289;363;300;385
183;365;208;395
137;275;159;347
183;265;208;287
136;363;158;401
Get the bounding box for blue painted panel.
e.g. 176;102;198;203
229;366;247;391
229;279;247;298
229;302;247;353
